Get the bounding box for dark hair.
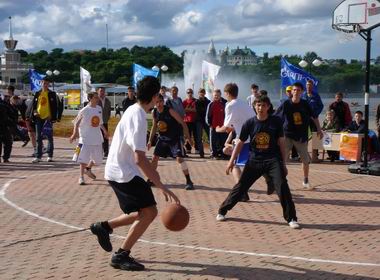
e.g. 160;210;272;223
127;86;135;91
157;94;164;101
306;80;314;85
186;88;193;94
259;89;268;96
87;92;98;101
292;82;304;90
160;86;166;90
355;110;363;116
136;76;160;104
213;89;221;95
43;76;52;82
171;86;178;92
198;88;206;94
224;83;238;97
7;85;15;92
253;95;271;106
336;92;343;97
251;84;259;90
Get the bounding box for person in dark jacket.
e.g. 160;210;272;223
195;88;210;158
29;77;63;163
121;86;136;112
0;96;14;163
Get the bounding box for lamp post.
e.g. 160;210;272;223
152;64;168;83
298;59;322;75
46;69;60;91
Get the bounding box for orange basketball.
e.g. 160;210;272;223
161;204;190;231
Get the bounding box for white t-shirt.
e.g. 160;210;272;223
105;103;147;183
78;105;104;145
224;98;255;140
246;95;256;109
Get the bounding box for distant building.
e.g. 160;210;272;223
0;17;33;90
207;41;259;66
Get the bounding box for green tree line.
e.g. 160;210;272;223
19;48;380;94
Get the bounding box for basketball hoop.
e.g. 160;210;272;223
332;23;360;43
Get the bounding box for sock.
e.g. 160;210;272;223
117;248;130;255
185;174;192;184
304;177;309;184
86;167;91;171
101;221;113;233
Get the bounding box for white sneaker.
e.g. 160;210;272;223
47;157;53;162
32;158;40;163
216;214;226;221
288;220;300;229
78;177;85;185
302;181;314;190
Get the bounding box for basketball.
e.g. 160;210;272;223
161;204;190;231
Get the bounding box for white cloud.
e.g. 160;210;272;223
172;11;203;32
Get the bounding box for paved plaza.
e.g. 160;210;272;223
1;138;380;280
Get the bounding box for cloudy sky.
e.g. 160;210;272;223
0;0;379;60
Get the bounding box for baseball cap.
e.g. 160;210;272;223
286;86;292;92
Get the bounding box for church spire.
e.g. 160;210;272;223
4;16;17;51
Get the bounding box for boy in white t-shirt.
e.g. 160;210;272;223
70;92;108;185
89;77;180;271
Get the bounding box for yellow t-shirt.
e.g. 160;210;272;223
37;91;51;119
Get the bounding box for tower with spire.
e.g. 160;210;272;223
0;16;32;90
207;39;217;63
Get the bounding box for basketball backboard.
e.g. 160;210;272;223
333;0;380;32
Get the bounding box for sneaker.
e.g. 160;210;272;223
47;157;53;162
3;159;10;163
90;222;113;252
110;251;145;271
216;214;226;221
32;158;41;163
239;193;250;202
302;179;314;190
288;220;300;229
185;182;194;190
78;177;86;185
21;139;29;147
84;168;96;179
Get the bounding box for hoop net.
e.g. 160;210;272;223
332;23;361;43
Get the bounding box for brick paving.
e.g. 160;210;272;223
1;138;380;280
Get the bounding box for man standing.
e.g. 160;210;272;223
246;84;260;109
182;88;197;153
167;86;185;118
329;92;352;130
0;92;14;163
90;77;179;271
276;82;323;190
216;95;299;229
216;83;255;201
121;86;136;112
195;88;210;158
206;89;227;159
30;77;62;163
97;87;111;157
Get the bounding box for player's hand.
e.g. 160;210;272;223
317;130;323;139
147;142;152;151
226;160;234;175
69;134;76;143
161;187;180;204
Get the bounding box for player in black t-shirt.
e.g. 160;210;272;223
216;95;299;229
148;95;195;190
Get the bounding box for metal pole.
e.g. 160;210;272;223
363;29;371;168
106;23;109;51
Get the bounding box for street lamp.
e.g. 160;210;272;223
298;59;322;74
46;69;60;90
152;65;168;83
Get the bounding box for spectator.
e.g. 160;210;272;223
347;111;365;133
195;88;210;158
206;89;227;159
0;93;14;163
167;86;185;117
10;96;30;146
182;88;198;153
376;103;380;141
121;86;136;112
321;110;341;162
97;87;111;157
159;86;169;104
329;92;352;130
246;84;260;109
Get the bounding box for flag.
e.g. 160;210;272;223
280;58;319;89
29;69;45;92
80;67;92;105
202;60;221;99
133;63;159;88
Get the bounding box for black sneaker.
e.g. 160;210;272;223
90;222;113;252
110;251;145;271
185;182;194;190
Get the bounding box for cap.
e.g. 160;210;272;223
286;86;292;92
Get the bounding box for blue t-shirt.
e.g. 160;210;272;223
275;99;315;142
239;115;284;160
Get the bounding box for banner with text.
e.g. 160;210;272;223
80;67;92;105
133;63;159;88
202;60;221;100
280;58;319;89
29;69;45;92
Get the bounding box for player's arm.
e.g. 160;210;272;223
135;150;180;204
70;114;82;143
147;113;158;150
312;117;323;139
277;136;288;176
169;108;192;144
100;124;108;140
226;139;244;175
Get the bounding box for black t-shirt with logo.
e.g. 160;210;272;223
239;115;284;160
275;99;315;142
153;105;181;142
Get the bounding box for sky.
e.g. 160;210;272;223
0;0;379;60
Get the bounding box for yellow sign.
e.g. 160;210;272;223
66;89;81;106
339;133;360;161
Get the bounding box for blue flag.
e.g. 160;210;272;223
29;69;45;92
280;58;319;89
133;63;159;88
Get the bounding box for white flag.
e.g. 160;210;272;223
202;60;221;100
80;66;92;105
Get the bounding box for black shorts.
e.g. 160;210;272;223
108;176;157;214
154;137;184;158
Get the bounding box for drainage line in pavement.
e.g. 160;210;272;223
2;228;89;248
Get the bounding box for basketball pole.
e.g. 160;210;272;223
362;29;371;169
